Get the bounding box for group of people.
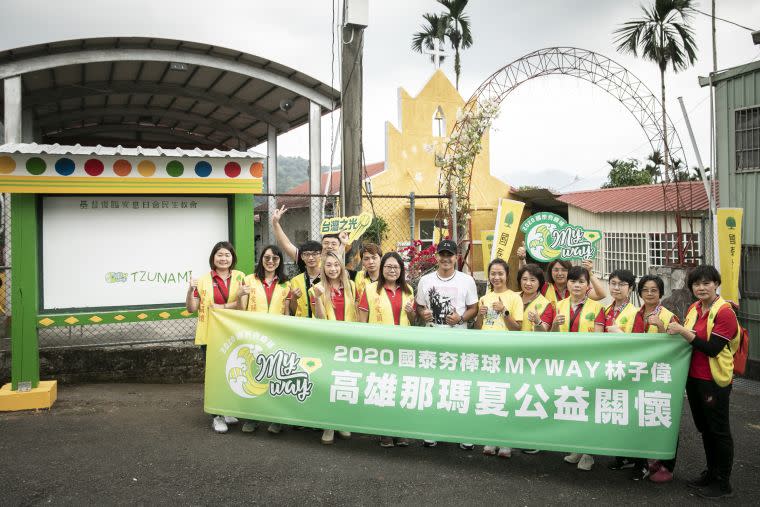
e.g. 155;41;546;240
186;206;741;499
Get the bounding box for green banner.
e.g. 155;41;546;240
204;310;691;458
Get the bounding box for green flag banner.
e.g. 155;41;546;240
204;310;691;458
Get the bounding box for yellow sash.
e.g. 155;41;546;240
603;301;639;333
555;297;602;333
308;280;357;322
194;270;244;345
363;281;414;326
643;306;675;333
243;275;291;315
290;273;314;318
543;283;569;305
354;270;377;301
684;297;741;387
521;293;552;331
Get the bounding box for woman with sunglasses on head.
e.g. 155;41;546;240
310;251;357;445
667;265;741;499
358;251;415;448
186;241;245;434
239;245;292;435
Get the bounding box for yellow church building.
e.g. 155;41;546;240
363;70;516;277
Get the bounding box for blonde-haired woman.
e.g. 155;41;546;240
309;251;357;444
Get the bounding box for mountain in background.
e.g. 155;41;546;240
263;155;336;193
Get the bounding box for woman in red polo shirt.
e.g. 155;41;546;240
594;269;639;334
239;244;292;435
186;241;245;434
310;251;357;445
667;265;740;499
358;251;415;448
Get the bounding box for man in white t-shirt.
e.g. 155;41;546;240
416;240;479;328
415;239;479;450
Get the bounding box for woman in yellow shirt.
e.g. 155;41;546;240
475;258;523;331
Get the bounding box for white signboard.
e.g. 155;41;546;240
41;196;230;310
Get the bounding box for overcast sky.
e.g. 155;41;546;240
1;0;758;191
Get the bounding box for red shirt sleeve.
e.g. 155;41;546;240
711;305;738;341
358;291;369;312
193;288;199;299
540;303;556;326
594;308;606;327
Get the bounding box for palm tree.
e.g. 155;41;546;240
438;0;473;91
644;150;665;183
411;13;448;66
614;0;697;182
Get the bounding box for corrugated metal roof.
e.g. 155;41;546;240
558;181;717;213
0;143;265;159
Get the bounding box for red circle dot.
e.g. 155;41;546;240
224;162;241;178
84;159;104;176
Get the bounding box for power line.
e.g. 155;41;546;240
691;7;758;32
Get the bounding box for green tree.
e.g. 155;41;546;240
602;159;653;188
644;150;665;183
438;0;473;91
614;0;698;182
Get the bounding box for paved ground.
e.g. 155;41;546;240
1;383;759;506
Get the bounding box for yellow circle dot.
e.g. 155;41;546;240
137;160;156;177
0;156;16;174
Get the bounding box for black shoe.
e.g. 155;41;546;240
631;466;650;481
697;482;734;499
687;470;715;489
608;457;635;470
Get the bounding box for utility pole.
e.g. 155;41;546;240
340;0;367;218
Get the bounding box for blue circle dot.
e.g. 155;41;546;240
55;158;75;176
195;161;212;177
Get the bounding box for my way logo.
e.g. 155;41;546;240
224;332;318;403
520;212;602;262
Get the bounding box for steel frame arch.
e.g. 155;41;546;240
440;47;691;264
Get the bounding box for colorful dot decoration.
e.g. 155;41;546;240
0;156;16;174
0;156;266;179
166;160;184;177
113;159;132;176
195;161;212;177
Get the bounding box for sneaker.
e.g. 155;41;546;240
497;447;512;459
241;421;257;433
212;415;228;434
631;466;651;481
564;453;582;464
267;423;282;434
395;438;410;447
698;481;733;499
577;454;594;471
459;443;475;450
380;436;395;448
422;440;438;447
608;457;635;470
687;470;715;489
337;431;351;439
649;465;674;483
483;445;497;456
321;429;335;445
223;416;239;425
522;449;540;454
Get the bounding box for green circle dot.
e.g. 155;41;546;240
26;157;47;175
166;160;184;177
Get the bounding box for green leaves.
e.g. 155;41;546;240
726;216;737;229
505;211;514;226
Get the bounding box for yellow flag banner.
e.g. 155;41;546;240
716;208;743;303
320;213;373;242
480;230;494;272
490;199;525;262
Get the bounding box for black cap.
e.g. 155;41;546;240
437;239;457;254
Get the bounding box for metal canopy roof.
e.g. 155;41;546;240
0;37;340;150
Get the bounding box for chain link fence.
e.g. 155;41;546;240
3;192;448;350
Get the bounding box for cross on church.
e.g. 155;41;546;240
423;38;450;69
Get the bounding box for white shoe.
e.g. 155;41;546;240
321;429;335;444
337;431;351;439
483;445;497;456
459;443;475;450
497;447;513;458
422;440;438;447
268;423;282;434
578;454;594;471
241;421;257;433
564;452;582;464
212;416;228;434
223;416;238;425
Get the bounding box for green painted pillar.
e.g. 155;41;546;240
10;194;40;389
233;194;255;274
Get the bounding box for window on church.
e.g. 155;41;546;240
432;106;446;138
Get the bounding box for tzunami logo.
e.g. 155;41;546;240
520;212;602;262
